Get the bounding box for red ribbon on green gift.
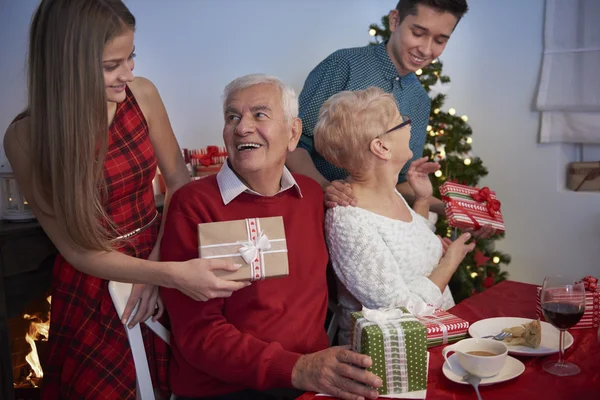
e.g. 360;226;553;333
470;187;501;217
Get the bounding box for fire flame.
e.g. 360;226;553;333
22;296;51;382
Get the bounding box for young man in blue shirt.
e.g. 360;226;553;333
287;0;468;214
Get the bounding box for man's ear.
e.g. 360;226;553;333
389;9;400;32
287;117;302;152
369;137;392;161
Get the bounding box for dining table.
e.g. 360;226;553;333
297;280;600;400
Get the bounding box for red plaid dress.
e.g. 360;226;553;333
42;86;169;399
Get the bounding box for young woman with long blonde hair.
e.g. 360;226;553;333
3;1;247;398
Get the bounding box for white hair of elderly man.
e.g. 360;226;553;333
222;74;298;124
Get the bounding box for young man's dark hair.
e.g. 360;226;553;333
395;0;469;26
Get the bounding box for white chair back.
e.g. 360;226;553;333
108;281;170;400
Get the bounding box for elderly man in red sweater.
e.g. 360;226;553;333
160;74;382;400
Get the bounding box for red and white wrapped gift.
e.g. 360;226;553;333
414;308;470;348
440;182;505;233
187;145;228;178
536;276;600;329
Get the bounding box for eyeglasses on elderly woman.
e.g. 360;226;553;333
379;114;411;137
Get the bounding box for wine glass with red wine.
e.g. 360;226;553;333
540;275;586;376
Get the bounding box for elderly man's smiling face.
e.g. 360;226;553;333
223;83;300;180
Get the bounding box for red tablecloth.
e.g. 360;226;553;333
297;281;600;400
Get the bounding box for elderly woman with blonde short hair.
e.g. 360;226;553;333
314;87;475;344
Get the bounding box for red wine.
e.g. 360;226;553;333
542;301;584;329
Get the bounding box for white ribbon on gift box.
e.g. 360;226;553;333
406;301;449;345
363;301;449;345
238;231;271;264
362;307;414;324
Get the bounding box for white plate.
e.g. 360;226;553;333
468;317;573;356
443;353;525;386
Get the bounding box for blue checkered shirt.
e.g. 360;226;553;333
298;41;431;183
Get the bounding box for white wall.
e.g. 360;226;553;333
434;0;600;283
1;0;598;284
127;0;389;149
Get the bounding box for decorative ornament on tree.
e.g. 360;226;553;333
424;143;436;154
483;275;495;289
428;78;451;100
474;250;491;268
435;144;446;161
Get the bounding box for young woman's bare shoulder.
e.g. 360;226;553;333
128;77;161;122
3;116;31;159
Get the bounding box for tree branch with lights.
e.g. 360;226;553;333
369;17;511;303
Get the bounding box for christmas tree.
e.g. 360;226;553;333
369;16;511;302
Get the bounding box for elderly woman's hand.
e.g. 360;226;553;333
464;224;496;239
406;157;440;200
440;232;476;271
437;235;453;256
324;180;358;208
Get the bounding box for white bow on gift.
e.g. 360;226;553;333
362;301;435;325
405;299;435;317
362;307;409;325
238;232;271;264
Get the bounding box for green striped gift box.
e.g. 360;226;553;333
350;308;427;395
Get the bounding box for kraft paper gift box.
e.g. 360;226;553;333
536;276;600;329
350;307;428;395
198;216;289;282
567;162;600;192
415;308;469;348
440;182;505;233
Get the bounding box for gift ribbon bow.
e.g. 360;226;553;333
238;218;271;281
470;187;501;216
192;146;227;166
239;232;271;264
405;300;450;344
362;307;412;325
581;276;598;292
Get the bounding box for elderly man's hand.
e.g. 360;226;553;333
291;346;381;400
323;180;357;208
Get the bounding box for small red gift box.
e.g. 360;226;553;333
536;276;600;329
440;182;505;233
186;146;228;177
415;308;470;348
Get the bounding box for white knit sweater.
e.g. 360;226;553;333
325;192;455;345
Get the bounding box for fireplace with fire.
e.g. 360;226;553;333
11;295;51;397
0;220;56;400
